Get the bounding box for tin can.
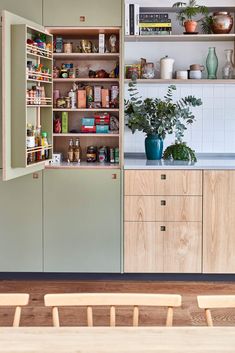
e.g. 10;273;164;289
56;37;63;53
114;147;119;163
98;147;106;163
109;147;115;163
87;146;97;162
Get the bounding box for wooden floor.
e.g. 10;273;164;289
1;280;235;326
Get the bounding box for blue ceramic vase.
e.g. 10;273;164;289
145;135;163;160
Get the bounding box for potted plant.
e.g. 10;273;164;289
125;81;202;160
173;0;208;34
163;142;197;162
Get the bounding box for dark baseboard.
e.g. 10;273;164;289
0;273;235;281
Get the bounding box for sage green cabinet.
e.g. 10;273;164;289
0;172;43;271
43;0;122;26
43;169;121;272
0;0;43;23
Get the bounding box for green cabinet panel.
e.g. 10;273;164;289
43;0;122;26
0;0;43;24
0;172;43;271
43;169;121;272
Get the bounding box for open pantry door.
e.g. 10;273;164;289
1;10;53;181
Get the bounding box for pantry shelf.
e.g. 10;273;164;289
53;78;120;83
53;53;120;60
53;108;119;112
46;161;120;169
125;34;235;42
124;79;235;84
53;133;119;137
27;79;52;84
27;51;53;61
27;105;53;108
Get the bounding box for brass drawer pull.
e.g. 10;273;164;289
112;174;117;180
161;200;166;206
80;16;86;22
160;226;166;232
33;173;39;179
161;174;166;180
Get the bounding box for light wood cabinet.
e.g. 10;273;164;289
125;170;202;196
203;171;235;274
43;0;122;26
125;196;202;222
124;170;203;273
124;222;163;273
125;222;201;273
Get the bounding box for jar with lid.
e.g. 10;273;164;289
64;42;73;53
142;62;155;79
87;146;97;162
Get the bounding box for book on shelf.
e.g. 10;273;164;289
125;3;140;36
139;22;171;28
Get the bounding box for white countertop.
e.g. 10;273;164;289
124;154;235;169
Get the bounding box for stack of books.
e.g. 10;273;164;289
139;12;172;36
125;5;172;36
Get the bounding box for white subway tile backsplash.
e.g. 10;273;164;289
124;83;235;154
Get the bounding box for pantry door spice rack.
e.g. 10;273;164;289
49;26;123;169
11;23;53;168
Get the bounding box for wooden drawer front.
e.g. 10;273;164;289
125;170;202;196
124;222;163;273
160;222;202;273
155;196;202;222
125;196;155;221
125;196;202;222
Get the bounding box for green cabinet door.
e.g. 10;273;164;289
43;0;122;26
43;169;121;272
0;172;43;271
0;0;43;23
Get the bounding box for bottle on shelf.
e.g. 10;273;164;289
41;131;49;160
73;138;81;163
68;138;74;163
35;126;42;161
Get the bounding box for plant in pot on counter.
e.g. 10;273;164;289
125;81;202;160
173;0;208;34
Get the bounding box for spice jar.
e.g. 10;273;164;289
87;146;97;162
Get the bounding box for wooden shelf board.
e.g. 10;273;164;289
125;34;235;42
47;27;120;36
27;51;53;60
27;105;53;108
125;79;235;84
53;133;119;137
53;78;119;82
53;53;120;60
46;161;120;169
27;79;52;84
53;108;119;112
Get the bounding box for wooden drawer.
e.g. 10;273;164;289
125;196;202;222
124;221;202;273
125;170;202;196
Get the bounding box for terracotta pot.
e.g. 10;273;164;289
211;12;233;34
184;20;198;33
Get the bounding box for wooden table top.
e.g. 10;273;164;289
0;326;235;353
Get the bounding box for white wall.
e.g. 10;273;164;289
124;41;235;154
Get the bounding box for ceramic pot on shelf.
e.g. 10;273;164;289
184;20;198;33
160;56;175;80
211;12;233;34
145;135;163;160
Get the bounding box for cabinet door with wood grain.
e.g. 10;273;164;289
203;171;235;273
160;222;202;273
124;222;163;273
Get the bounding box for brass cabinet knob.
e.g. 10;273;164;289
80;16;86;22
160;226;166;232
161;200;166;206
161;174;166;180
33;173;39;179
112;174;117;180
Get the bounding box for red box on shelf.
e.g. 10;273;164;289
81;125;96;133
94;113;110;125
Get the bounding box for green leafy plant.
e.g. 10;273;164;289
200;15;213;34
173;0;208;25
163;142;197;162
125;80;202;141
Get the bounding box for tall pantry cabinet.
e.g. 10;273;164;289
0;1;122;272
